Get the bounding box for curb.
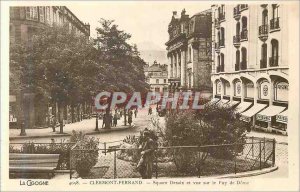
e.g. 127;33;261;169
9;125;135;141
215;166;279;178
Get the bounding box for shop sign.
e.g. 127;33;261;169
276;115;288;124
240;115;251;122
256;114;271;122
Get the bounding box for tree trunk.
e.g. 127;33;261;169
71;104;75;123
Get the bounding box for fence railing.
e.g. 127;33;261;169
69;137;276;179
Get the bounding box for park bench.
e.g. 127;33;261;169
9;153;60;179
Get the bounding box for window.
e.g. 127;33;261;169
235;50;240;71
270;4;280;30
164;79;167;83
45;7;51;24
241;17;248;40
270;39;279;66
220;53;224;72
262;10;268;25
261;43;267;68
26;7;38;21
217;55;220;72
236;22;240;36
272;4;279;19
220;27;225;46
241;47;247;70
39;7;45;22
156;79;159;84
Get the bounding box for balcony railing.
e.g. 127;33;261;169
260;59;267;69
220;64;224;72
216;65;220;73
270;17;280;31
233;7;240;19
259;25;268;36
269;56;279;67
219;39;225;47
240;29;248;41
215;42;220;52
215;19;220;29
235;63;240;71
219;12;225;22
240;4;248;11
240;60;247;70
233;35;240;47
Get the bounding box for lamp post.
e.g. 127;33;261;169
95;114;99;131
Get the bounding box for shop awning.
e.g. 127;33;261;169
256;106;286;122
225;100;240;108
205;98;220;106
217;99;230;107
240;103;267;118
276;109;288;124
235;101;252;113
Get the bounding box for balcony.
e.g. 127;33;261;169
270;17;280;32
215;19;220;29
219;12;225;22
235;63;240;71
240;60;247;70
260;59;267;69
219;39;225;48
215;42;220;53
233;35;240;47
240;29;248;41
269;56;279;67
258;25;268;41
240;4;248;11
216;65;220;73
233;6;240;20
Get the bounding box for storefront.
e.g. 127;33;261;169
240;103;267;123
256;105;286;129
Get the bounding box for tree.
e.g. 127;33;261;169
94;19;149;128
10;25;103;132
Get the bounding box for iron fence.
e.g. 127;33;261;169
70;137;276;179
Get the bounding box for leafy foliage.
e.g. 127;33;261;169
70;131;99;177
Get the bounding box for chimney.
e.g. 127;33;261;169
173;11;177;16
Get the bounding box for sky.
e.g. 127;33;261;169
68;2;211;51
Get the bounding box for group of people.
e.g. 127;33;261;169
101;108;138;128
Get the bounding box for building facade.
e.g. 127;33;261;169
165;9;212;94
9;6;90;129
144;61;168;93
211;4;290;134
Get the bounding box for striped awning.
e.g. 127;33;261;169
225;100;240;108
240;103;267;122
257;106;286;122
204;98;220;106
235;101;252;113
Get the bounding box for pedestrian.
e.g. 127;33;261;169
128;110;133;126
102;113;107;128
113;113;118;127
110;113;113;127
120;110;123;118
137;130;156;179
148;107;152;115
134;108;138;118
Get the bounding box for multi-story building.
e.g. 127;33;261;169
165;9;212;95
9;6;90;129
211;4;290;134
144;61;168;92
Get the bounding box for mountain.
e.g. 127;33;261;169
136;41;168;65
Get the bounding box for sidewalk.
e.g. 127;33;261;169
9;117;134;140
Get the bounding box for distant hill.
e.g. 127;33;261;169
136;41;168;65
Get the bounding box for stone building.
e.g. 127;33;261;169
210;4;290;134
165;9;212;95
9;6;90;129
144;61;168;93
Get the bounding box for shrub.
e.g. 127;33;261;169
70;131;99;177
164;105;250;172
